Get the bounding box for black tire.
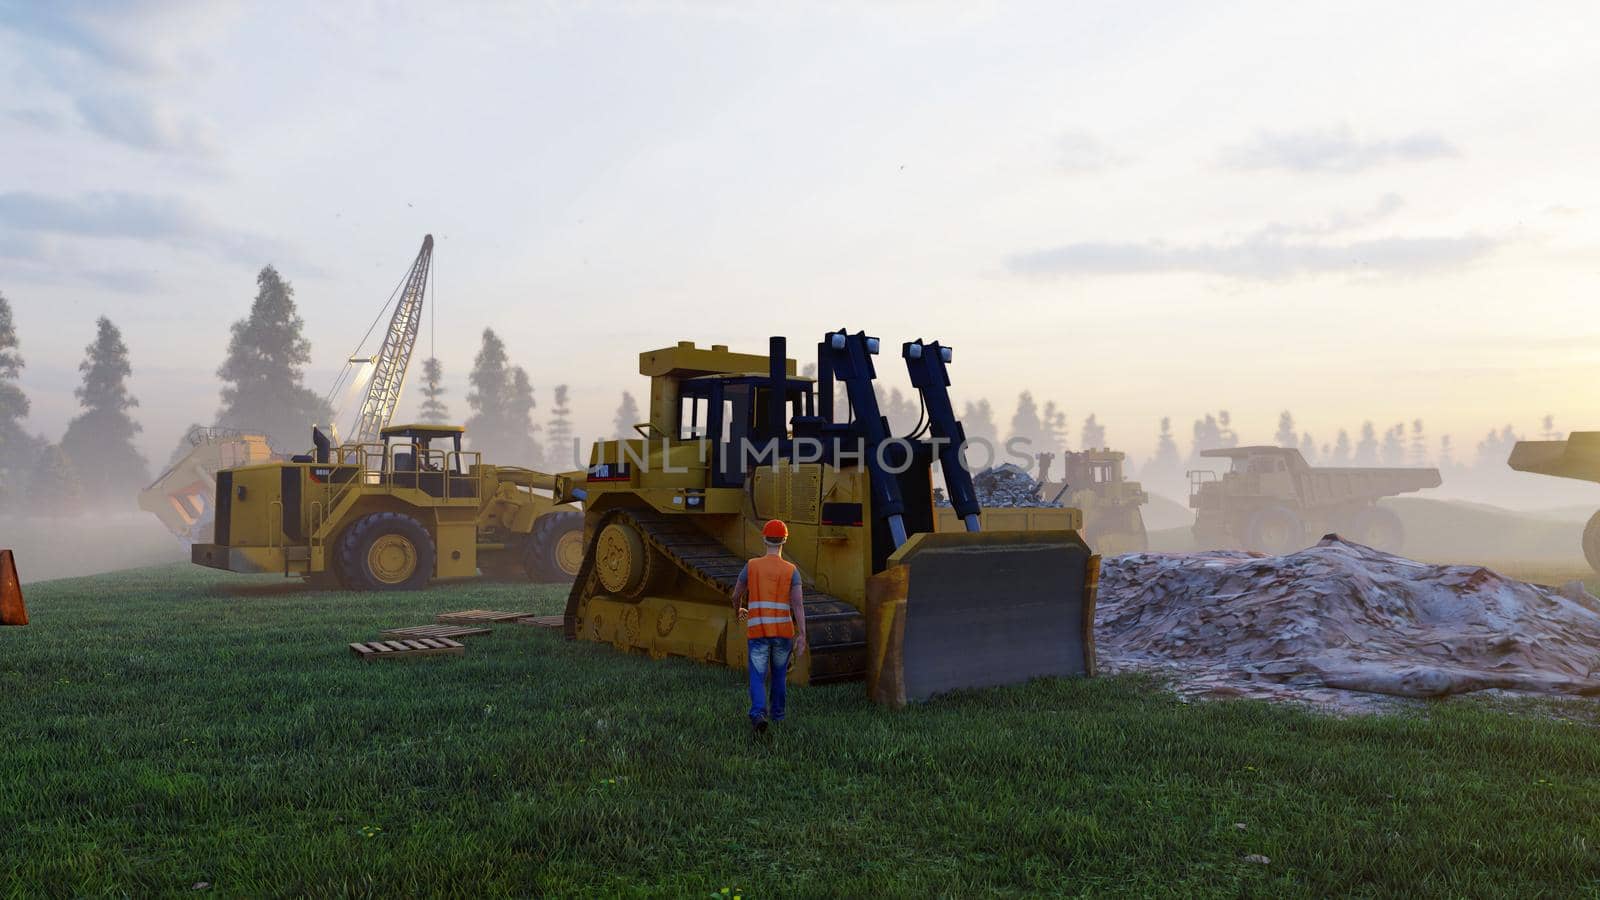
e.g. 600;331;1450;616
1244;506;1305;556
335;511;436;591
524;510;586;582
1351;506;1405;551
1583;510;1600;575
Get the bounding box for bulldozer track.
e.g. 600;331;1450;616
563;507;867;685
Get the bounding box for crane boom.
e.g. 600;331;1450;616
349;234;432;445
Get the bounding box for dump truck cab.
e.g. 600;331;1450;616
567;332;1099;704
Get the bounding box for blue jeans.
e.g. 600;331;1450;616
747;637;792;722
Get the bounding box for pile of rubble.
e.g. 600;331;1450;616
936;463;1062;508
1096;536;1600;711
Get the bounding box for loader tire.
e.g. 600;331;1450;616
336;512;435;591
1351;506;1404;551
524;511;586;583
1245;506;1305;556
1583;511;1600;575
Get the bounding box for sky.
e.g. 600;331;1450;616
2;0;1598;473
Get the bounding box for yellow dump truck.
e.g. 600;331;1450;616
192;424;585;589
138;428;280;545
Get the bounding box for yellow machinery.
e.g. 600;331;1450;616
138;428;280;545
1039;450;1150;555
564;332;1099;705
1509;432;1600;572
192;424;585;589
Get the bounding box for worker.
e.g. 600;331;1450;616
733;518;808;734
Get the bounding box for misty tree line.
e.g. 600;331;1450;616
0;266;583;515
0;267;1573;516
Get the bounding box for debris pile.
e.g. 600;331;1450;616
938;463;1062;508
1096;536;1600;710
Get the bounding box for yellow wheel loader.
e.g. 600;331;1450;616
191;424;585;589
564;332;1100;705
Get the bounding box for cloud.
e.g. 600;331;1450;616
1009;233;1495;280
1220;125;1459;173
1007;193;1495;280
0;190;288;265
74;91;215;155
1057;130;1129;174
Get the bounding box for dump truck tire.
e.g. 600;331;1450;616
336;512;435;591
1583;511;1600;575
525;511;586;582
1245;506;1305;556
1351;506;1404;551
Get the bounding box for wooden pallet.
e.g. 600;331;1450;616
349;638;465;660
516;615;564;630
381;624;492;640
434;609;530;625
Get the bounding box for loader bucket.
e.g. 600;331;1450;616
865;530;1098;707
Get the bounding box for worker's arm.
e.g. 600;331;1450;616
733;564;749;619
789;570;807;655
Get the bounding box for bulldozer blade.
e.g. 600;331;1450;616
866;531;1098;706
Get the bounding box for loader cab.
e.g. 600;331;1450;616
377;424;478;498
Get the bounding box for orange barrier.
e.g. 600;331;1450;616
0;549;26;626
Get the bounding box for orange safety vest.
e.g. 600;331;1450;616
744;555;798;640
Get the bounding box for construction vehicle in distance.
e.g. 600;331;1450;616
192;424;586;588
1509;432;1600;572
1190;446;1440;555
142;235;433;548
138;428;280;544
564;332;1099;706
1038;450;1149;555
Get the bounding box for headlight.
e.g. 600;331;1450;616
829;332;847;350
940;346;953;363
906;342;923;360
866;337;880;354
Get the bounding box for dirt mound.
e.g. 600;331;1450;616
1097;536;1600;709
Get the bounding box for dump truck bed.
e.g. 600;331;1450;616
1293;467;1442;504
1508;433;1600;484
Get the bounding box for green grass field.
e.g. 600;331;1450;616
3;564;1600;897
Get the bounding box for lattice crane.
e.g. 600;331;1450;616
345;234;433;446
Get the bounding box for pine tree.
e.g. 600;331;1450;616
0;291;34;508
614;392;641;440
961;399;999;447
1542;414;1558;441
876;386;917;436
29;444;83;515
1299;432;1317;463
547;384;573;469
1080;414;1106;451
1439;435;1454;469
1217;410;1237;446
1008;391;1045;453
60;317;149;504
1381;424;1406;466
1409;419;1428;465
1275;411;1296;448
1354;422;1379;465
1041;401;1068;452
1331;429;1352;465
466;329;513;457
507;366;541;465
417;357;449;424
216;265;332;448
1151;417;1180;471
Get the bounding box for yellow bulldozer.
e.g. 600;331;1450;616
192;424;585;589
563;332;1100;705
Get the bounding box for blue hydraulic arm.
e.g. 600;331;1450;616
903;339;981;533
820;328;910;548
